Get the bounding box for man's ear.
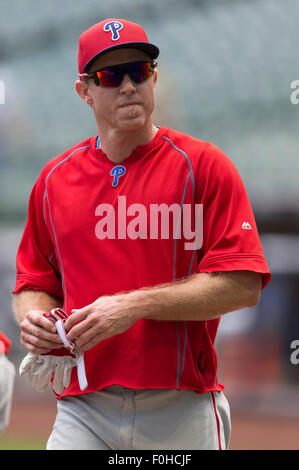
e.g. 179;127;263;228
75;80;93;107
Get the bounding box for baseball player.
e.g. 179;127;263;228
0;331;15;434
13;18;271;450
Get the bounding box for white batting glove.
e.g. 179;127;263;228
19;351;78;394
19;308;88;394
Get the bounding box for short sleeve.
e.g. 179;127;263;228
0;331;11;354
13;175;64;300
197;143;271;289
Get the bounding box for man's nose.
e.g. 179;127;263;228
119;74;137;94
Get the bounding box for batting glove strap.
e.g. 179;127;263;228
50;311;88;391
43;308;68;323
44;309;74;352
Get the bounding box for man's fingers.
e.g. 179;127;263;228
20;313;63;354
19;308;67;354
79;334;104;352
21;321;62;344
21;331;62;353
21;329;62;346
64;307;90;333
21;342;52;355
70;324;98;348
26;310;57;333
66;319;93;341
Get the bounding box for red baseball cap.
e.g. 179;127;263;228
78;18;160;74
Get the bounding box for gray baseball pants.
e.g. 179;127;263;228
47;386;231;450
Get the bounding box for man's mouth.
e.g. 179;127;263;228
119;102;141;108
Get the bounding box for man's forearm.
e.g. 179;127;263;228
65;270;262;351
132;271;262;322
12;290;62;324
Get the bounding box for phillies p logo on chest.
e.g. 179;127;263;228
110;165;126;187
103;21;124;41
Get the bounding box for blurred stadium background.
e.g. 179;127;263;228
1;0;299;450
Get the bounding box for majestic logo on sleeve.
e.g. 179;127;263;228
110;165;126;187
103;21;124;41
242;221;252;230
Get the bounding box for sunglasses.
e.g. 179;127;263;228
79;60;157;87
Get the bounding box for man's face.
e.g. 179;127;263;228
77;48;157;133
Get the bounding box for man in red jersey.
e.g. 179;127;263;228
13;18;271;450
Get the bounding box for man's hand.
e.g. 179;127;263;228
64;294;139;352
20;310;63;354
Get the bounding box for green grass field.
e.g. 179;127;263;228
0;436;47;450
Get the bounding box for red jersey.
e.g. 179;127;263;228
13;126;271;398
0;331;11;354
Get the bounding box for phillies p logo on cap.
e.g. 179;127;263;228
77;18;159;74
103;21;124;41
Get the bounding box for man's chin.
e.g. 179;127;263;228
117;117;146;132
